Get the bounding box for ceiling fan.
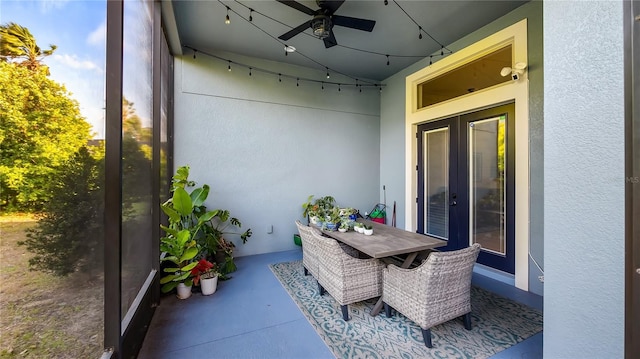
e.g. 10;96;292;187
276;0;376;48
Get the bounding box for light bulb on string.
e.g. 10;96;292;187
225;7;230;24
296;78;299;87
278;73;281;82
193;50;196;59
384;0;388;5
249;67;252;76
228;61;231;71
429;56;433;65
441;47;444;56
418;27;423;39
321;82;324;90
326;67;330;79
386;55;390;66
338;84;341;92
249;9;253;22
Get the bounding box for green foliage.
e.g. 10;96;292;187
0;22;57;72
161;166;252;280
0;61;92;211
20;146;104;276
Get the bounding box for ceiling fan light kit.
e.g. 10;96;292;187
311;15;331;38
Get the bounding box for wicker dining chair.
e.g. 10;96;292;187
311;229;386;321
295;220;321;279
382;243;481;348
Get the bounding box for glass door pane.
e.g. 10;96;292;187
423;128;449;239
469;116;506;255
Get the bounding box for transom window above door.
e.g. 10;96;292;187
417;45;512;109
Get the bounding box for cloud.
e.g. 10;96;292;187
51;53;102;72
39;0;69;13
87;22;106;46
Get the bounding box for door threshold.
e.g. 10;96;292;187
473;263;515;286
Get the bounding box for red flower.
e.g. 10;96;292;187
191;259;215;286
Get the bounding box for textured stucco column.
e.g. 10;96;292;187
544;1;625;357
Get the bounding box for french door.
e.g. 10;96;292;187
417;103;515;273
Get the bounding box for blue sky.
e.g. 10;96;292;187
2;0;107;138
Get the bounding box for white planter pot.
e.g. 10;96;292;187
176;283;192;299
355;226;364;233
338;227;347;233
200;275;218;296
364;228;374;236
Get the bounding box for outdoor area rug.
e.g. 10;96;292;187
269;260;542;359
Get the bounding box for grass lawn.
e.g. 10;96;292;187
0;215;104;358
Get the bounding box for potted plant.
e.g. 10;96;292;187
301;195;335;226
324;206;341;231
191;258;220;296
338;221;349;233
364;224;374;236
354;222;364;233
160;227;199;298
161;166;252;283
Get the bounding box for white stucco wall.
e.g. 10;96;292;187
173;52;381;257
543;1;625;357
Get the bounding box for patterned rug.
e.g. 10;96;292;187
270;260;542;359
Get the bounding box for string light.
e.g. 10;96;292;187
183;45;385;93
224;0;452;74
326;67;330;79
225;7;230;24
386;55;390;66
193;50;197;59
429;56;433;65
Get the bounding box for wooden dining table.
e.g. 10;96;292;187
320;219;447;316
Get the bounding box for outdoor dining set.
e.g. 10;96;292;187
295;219;481;348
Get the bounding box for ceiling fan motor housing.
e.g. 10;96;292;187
311;15;332;38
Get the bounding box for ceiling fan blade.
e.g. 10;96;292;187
275;0;316;16
278;21;311;41
323;30;338;48
321;0;345;15
332;15;376;32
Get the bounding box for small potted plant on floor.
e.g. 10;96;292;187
191;258;220;296
160;227;199;299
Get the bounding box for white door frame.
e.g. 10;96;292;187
405;19;530;290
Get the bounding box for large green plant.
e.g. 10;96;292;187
160;166;251;287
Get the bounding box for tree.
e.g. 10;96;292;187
20;145;104;276
0;22;56;71
0;61;92;211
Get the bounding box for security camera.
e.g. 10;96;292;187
500;62;527;81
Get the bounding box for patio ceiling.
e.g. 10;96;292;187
166;0;529;82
